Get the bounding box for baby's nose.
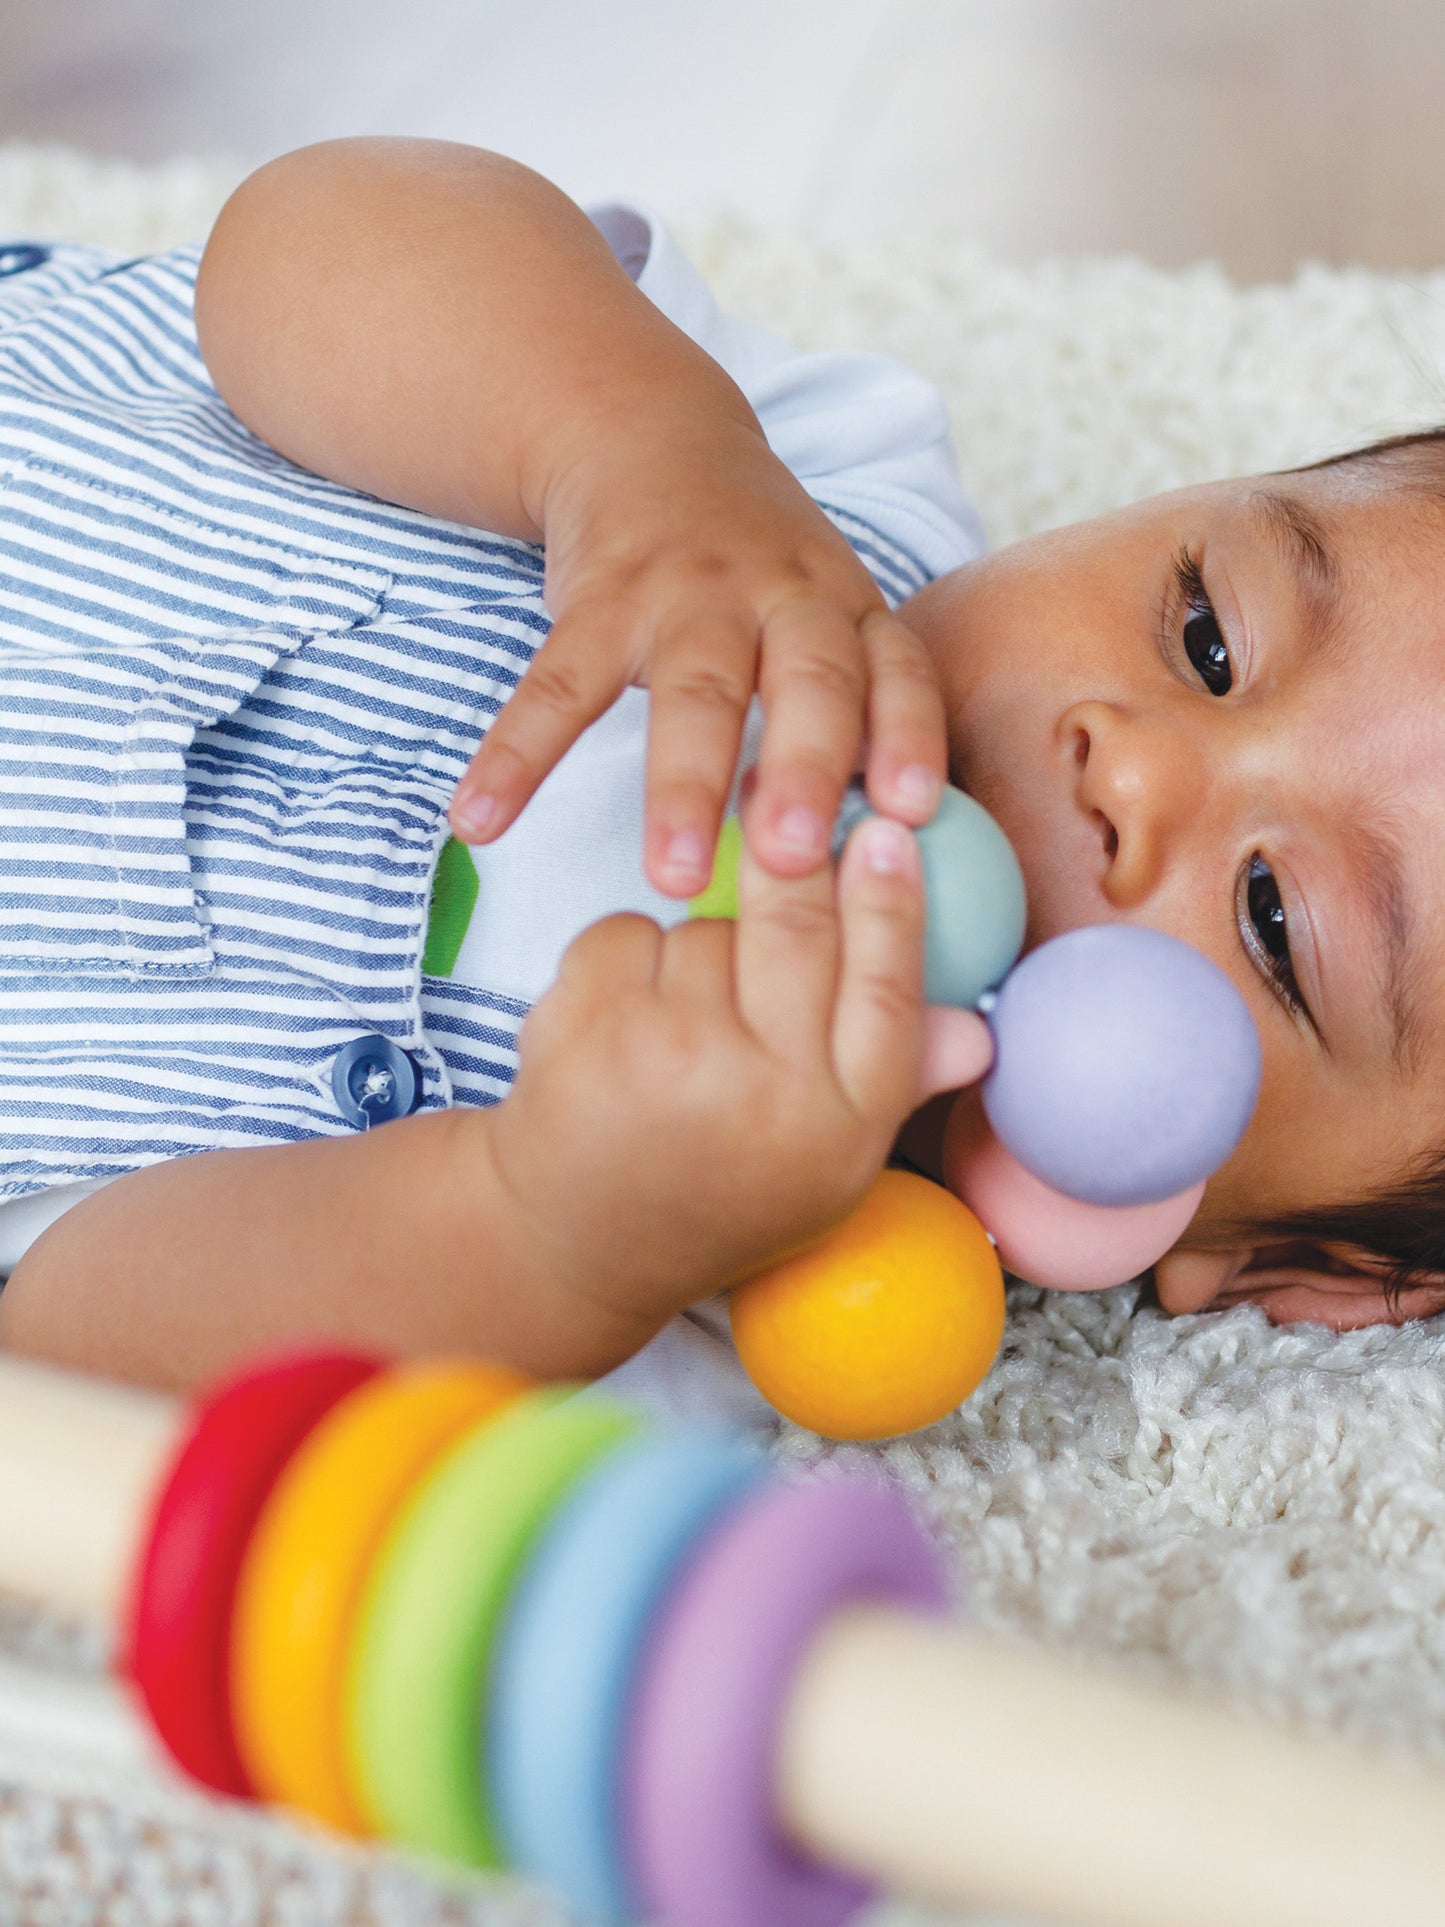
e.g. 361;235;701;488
1063;699;1186;908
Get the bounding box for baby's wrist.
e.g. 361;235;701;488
528;374;767;541
462;1104;667;1380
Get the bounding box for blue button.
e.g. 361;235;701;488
330;1034;421;1127
0;245;50;278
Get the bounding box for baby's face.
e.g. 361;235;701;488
901;463;1445;1319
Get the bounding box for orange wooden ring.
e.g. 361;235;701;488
229;1357;530;1833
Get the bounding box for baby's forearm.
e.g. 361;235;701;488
0;1108;662;1395
194;137;760;540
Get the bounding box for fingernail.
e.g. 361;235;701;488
860;816;918;877
894;764;940;815
664;829;708;881
453;793;498;838
774;806;825;856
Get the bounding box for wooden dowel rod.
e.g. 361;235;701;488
778;1604;1445;1927
0;1355;178;1622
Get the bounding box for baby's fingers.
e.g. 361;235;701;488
749;595;869;875
643;612;759;897
450;611;634;842
917;1006;994;1105
830;815;931;1122
861;608;949;824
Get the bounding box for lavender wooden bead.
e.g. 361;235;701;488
981;925;1261;1207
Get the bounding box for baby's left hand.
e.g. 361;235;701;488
447;405;948;894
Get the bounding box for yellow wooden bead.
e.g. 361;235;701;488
730;1170;1005;1440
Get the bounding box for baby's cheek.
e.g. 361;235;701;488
1187;1035;1304;1232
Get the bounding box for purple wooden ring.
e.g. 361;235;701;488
622;1473;952;1927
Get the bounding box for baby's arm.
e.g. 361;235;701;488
0;1108;660;1394
0;820;987;1398
196;136;752;545
196;138;948;896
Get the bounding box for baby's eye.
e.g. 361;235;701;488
1174;549;1232;695
1243;855;1305;1018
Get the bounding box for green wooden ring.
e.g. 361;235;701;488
343;1386;641;1866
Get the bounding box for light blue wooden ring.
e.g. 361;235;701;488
486;1428;770;1925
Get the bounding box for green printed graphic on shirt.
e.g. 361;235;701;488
422;835;479;977
686;813;744;921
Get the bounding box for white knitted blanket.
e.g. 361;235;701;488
3;143;1445;1927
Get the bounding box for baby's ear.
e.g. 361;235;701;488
1153;1242;1445;1330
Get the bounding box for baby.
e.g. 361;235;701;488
0;135;1439;1405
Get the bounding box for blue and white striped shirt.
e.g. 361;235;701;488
0;207;983;1217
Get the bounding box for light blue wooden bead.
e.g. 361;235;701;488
834;783;1026;1008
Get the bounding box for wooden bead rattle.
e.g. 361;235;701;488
3;1344;1445;1927
699;784;1263;1439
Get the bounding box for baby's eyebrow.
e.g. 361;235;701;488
1248;490;1424;1073
1344;814;1424;1077
1248;489;1433;1079
1249;488;1346;668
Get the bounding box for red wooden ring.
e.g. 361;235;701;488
123;1349;382;1794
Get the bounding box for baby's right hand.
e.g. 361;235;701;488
484;811;992;1339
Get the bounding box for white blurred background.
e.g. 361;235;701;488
1;0;1444;280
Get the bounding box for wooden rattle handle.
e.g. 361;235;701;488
780;1605;1445;1927
0;1352;178;1620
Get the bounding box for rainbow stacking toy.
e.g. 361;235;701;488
2;1344;1444;1927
